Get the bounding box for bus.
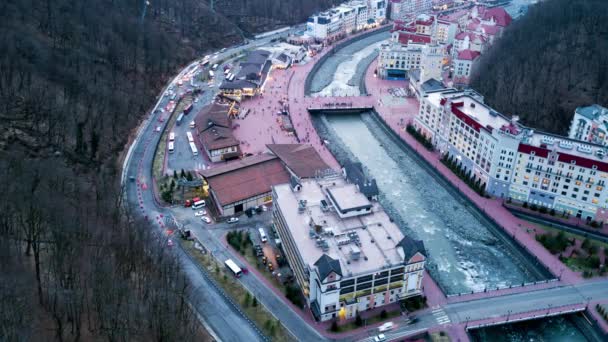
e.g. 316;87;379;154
189;142;198;156
211;64;219;71
228;74;235;82
192;199;206;209
209;70;215;79
168;141;175;153
169;132;175;141
224;68;230;75
258;228;268;243
225;259;242;277
186;131;194;143
176;113;184;126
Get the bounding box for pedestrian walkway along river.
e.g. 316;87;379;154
312;112;548;294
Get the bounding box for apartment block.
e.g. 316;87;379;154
272;174;426;321
568;104;608;146
414;89;608;222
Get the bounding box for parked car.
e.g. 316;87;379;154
374;334;386;342
167;239;174;247
201;216;212;224
241;267;249;275
227;217;239;224
194;210;207;217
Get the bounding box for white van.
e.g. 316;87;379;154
189;121;196;129
169;132;175;141
192;200;206;210
258;228;267;243
378;322;393;332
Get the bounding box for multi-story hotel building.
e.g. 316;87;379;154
272;174;426;321
414;89;608;222
568;104;608;146
306;1;378;40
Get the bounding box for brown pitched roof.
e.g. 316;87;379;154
202;155;290;206
266;144;331;178
194;103;238;151
200;126;239;151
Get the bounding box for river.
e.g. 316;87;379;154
312;113;545;294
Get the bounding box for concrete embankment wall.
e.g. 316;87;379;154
365;110;556;282
304;25;391;96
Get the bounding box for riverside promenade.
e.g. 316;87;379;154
230;26;608;341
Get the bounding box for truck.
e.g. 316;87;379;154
176;113;184;126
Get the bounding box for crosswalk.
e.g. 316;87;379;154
432;307;451;325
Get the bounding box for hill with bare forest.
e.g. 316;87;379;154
471;0;608;134
0;0;337;340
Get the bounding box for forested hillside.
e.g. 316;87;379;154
470;0;608;134
0;0;335;340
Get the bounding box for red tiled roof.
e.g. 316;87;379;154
457;49;481;61
482;7;512;27
557;153;608;172
517;144;550;158
266;144;331;178
203;155;290;206
450;102;486;132
398;32;431;45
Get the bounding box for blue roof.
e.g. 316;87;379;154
421;78;446;92
576;104;608;120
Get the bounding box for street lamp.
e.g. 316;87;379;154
506;309;512;322
547;303;552;316
465;316;471;329
586;296;592;309
559;268;564;281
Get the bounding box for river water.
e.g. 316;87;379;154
469;315;588;342
313;113;545;294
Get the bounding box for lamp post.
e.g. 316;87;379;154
586;296;592;309
506;309;512;322
465;316;471;329
547;303;552;316
559;268;564;281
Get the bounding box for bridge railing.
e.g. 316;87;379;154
465;304;586;331
445;278;558;298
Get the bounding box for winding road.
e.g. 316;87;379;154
121;25;608;342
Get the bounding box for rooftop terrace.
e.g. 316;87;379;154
273;177;407;278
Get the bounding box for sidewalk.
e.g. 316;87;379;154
221;232;411;339
362;60;583;286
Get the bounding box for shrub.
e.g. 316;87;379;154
523;202;529;208
252;296;258;307
550;208;556;216
589;220;600;228
331;320;339;332
380;310;387;319
539;206;548;214
530;204;538;211
355;312;363;327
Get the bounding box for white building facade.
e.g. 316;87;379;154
272;176;426;321
568;104;608;146
413;89;608;222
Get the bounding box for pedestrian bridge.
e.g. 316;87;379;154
306;95;375;114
